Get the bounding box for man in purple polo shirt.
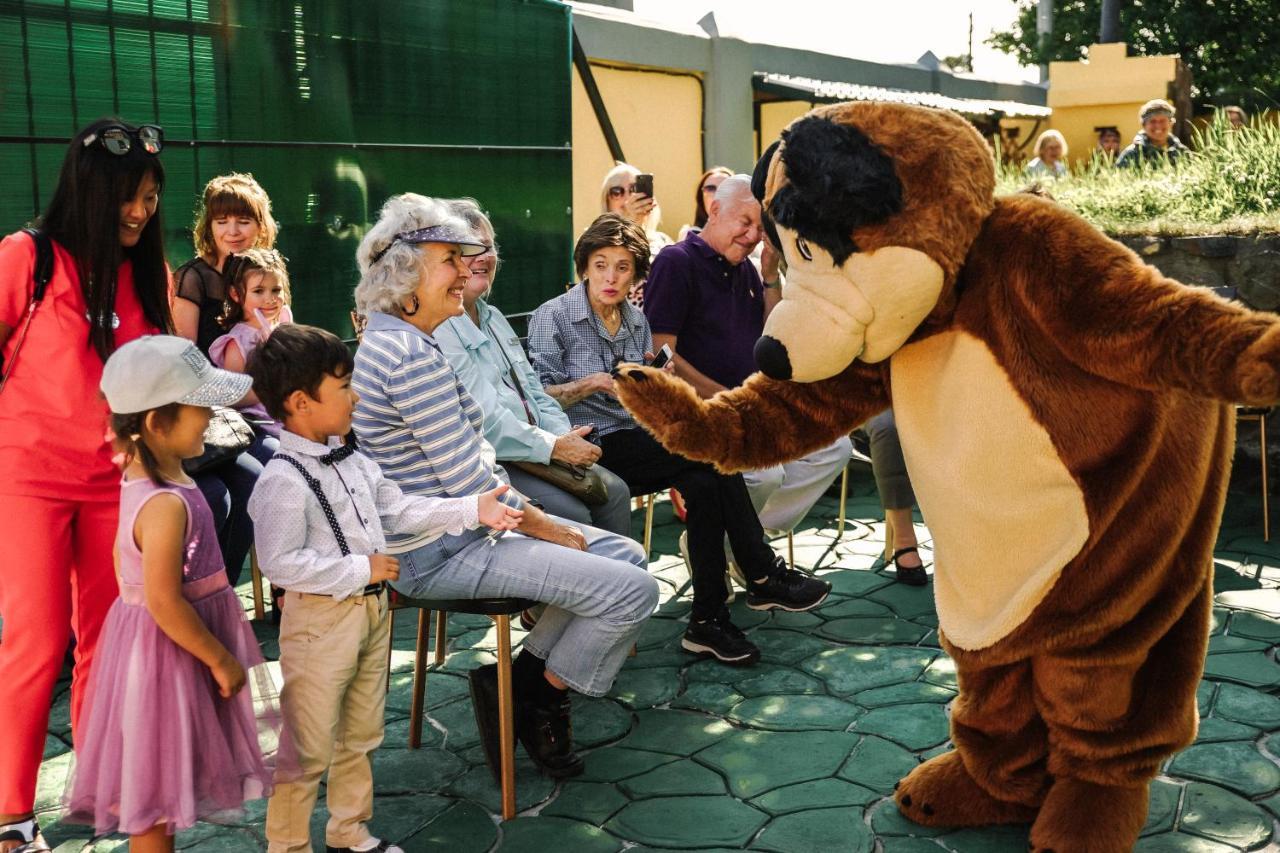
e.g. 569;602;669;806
644;176;852;580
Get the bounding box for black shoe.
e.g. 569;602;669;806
467;664;503;783
746;561;831;611
326;841;404;853
517;693;584;778
891;547;929;586
681;611;761;665
0;818;50;852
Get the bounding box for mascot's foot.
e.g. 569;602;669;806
1029;778;1147;853
894;751;1038;828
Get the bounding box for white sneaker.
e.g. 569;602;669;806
680;530;735;604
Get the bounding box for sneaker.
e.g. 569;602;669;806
681;531;735;604
681;611;761;665
0;818;49;853
326;840;404;853
746;560;831;612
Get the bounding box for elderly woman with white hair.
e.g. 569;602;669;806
349;193;656;782
431;199;633;538
1025;129;1068;178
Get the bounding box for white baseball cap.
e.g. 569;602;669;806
101;335;253;414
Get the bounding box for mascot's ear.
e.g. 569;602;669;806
770;115;903;266
753;139;783;251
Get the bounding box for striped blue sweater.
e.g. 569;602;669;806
352;311;519;551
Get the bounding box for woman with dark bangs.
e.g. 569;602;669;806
174;174;280;587
174;173;278;354
0;118;172;852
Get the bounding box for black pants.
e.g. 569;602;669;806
599;427;777;620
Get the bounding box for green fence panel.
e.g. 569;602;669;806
0;0;573;336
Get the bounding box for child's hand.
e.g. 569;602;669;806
479;484;524;531
211;655;246;699
369;554;400;583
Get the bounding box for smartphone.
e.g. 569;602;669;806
634;173;654;198
648;343;673;369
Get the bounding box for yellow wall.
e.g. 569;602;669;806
758;100;813;157
1048;42;1180;165
572;63;704;243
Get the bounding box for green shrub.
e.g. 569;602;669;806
996;119;1280;236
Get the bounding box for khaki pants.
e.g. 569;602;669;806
267;589;390;853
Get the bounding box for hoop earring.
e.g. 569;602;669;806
402;295;420;316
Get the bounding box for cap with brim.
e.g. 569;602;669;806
101;335;254;414
372;224;488;263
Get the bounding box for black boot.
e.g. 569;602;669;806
516;687;584;779
467;663;503;783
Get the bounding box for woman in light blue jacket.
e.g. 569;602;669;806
432;199;632;537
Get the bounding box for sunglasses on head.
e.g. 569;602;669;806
83;124;164;156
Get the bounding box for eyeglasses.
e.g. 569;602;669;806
83;124;164;156
607;184;636;199
701;183;722;195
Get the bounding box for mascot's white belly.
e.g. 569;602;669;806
890;330;1090;651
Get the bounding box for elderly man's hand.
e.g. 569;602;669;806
552;426;602;466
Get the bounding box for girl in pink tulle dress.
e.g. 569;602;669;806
64;335;279;851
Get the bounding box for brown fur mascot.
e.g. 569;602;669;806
613;102;1280;853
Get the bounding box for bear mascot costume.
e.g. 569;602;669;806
613;102;1280;852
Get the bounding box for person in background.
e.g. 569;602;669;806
644;176;853;564
856;411;928;586
0;118;171;853
433;199;632;537
1117;99;1190;168
678;166;733;240
174;173;278;354
208;247;292;447
64;336;276;853
175;175;282;586
601;162;671;309
1095;126;1122;160
1025;129;1068;178
529;213;830;666
1223;105;1249;130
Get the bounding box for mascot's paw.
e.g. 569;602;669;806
894;751;1038;828
1028;778;1146;853
613;366;730;459
1236;325;1280;405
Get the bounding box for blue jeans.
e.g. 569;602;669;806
394;518;656;697
197;429;279;585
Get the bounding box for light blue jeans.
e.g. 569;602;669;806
393;519;656;697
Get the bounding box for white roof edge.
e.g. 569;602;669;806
758;73;1052;118
565;2;710;38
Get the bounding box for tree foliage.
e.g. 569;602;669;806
987;1;1280;111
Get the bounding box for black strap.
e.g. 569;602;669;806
273;454;350;556
21;227;53;302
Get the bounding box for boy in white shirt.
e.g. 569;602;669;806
248;324;520;853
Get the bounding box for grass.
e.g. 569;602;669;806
996;119;1280;236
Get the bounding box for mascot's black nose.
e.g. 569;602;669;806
754;336;792;381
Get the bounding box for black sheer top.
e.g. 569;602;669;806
174;257;227;354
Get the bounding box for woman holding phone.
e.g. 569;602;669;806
529;214;830;669
599;163;670;308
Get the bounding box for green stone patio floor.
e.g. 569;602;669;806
32;467;1280;851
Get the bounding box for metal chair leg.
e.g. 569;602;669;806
787;530;795;569
642;493;656;558
249;546;265;621
1262;413;1270;542
410;609;430;749
386;609;395;694
434;610;448;666
494;614;517;821
834;466;849;542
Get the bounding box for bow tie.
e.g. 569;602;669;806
319;443;357;466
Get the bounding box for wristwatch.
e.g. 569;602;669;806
763;278;782;289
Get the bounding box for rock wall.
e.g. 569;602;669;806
1115;234;1280;308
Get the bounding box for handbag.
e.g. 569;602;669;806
182;405;254;475
508;459;610;507
490;325;610;507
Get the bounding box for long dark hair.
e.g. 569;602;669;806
39;117;173;360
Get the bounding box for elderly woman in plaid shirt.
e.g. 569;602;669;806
349;193;656;782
